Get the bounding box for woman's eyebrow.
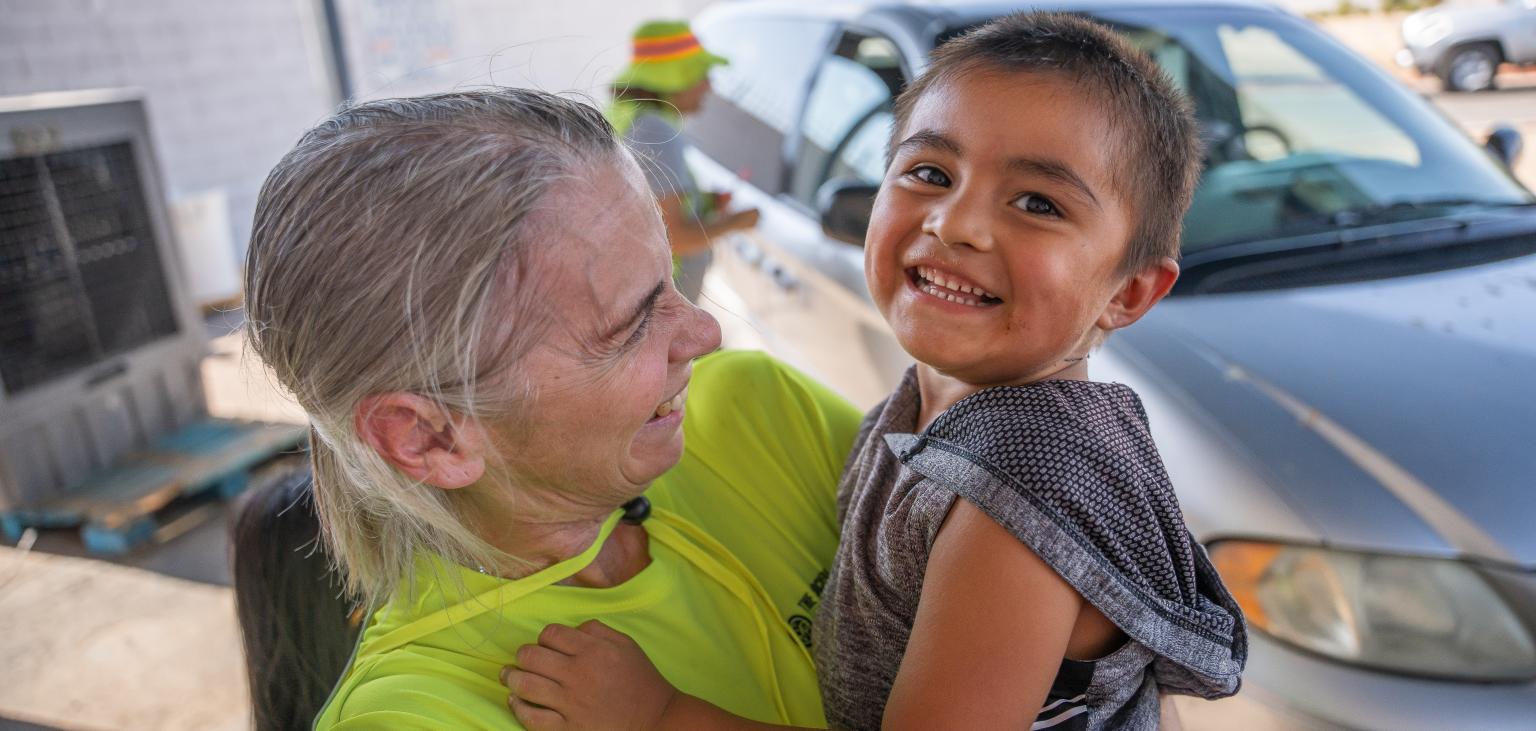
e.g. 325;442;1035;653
1005;156;1101;210
608;280;666;339
894;129;963;157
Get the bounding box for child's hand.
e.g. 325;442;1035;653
502;620;678;731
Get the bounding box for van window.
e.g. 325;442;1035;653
689;16;833;194
790;32;904;207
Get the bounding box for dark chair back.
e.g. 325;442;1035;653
230;467;360;731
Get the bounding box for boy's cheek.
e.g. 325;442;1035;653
863;226;900;292
868;249;907;302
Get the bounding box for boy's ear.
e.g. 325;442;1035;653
354;393;487;490
1098;256;1179;332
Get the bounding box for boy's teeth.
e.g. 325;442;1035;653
921;281;982;307
655;401;673;418
916;267;993;300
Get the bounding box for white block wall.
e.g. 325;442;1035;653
336;0;716;102
0;0;714;276
0;0;337;269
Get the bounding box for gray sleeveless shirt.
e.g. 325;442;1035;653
813;369;1246;730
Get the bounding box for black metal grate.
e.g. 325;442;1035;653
0;142;178;395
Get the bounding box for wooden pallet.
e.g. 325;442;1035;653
1;418;308;554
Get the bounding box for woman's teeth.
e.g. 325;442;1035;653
653;392;685;419
915;266;997;307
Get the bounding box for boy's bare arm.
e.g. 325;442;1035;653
881;499;1083;730
502;620;807;731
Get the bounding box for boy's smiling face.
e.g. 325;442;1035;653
867;69;1154;388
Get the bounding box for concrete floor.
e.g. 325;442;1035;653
0;542;250;731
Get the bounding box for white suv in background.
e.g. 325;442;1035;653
1399;0;1536;91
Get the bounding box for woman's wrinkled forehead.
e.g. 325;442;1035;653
514;156;669;339
519;152;654;247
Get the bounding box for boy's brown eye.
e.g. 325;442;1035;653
910;166;951;187
1014;193;1060;217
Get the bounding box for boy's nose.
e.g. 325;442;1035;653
922;193;995;251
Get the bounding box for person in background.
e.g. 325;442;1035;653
608;19;759;303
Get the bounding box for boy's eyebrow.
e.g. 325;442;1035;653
897;130;1103;211
894;129;963;157
1005;156;1102;210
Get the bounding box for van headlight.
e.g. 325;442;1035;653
1211;541;1536;681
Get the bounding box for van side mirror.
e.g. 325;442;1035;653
817;179;878;246
1485;125;1523;170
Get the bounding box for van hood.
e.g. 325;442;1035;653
1117;253;1536;566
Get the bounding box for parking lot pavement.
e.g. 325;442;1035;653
1426;78;1536;134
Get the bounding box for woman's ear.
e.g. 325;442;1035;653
353;393;487;489
1098;257;1180;332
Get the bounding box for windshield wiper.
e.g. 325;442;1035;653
1331;198;1535;226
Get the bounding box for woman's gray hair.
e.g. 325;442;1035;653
244;88;620;607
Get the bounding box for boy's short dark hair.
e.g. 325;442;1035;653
892;12;1202;272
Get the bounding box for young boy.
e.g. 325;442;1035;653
504;12;1245;730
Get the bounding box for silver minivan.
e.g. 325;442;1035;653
684;1;1536;728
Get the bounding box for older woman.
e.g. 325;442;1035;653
241;88;858;729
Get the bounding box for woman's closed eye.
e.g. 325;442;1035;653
621;289;683;350
622;310;653;348
1012;193;1062;218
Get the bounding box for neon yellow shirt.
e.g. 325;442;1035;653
315;350;861;729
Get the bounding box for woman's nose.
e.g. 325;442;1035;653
923;189;995;252
673;300;722;361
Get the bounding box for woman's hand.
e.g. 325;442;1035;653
503;620;678;731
